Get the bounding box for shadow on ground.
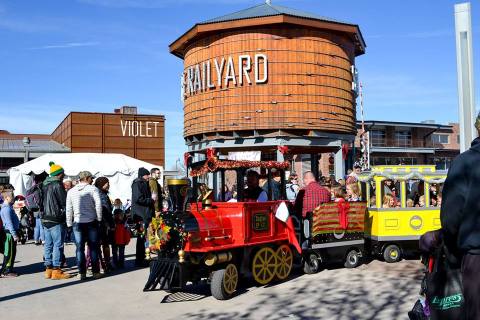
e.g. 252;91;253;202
0;254;143;303
176;260;423;320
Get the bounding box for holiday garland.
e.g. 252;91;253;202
148;212;188;256
190;157;290;177
357;171;446;184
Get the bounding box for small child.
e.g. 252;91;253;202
406;198;414;208
0;190;20;277
416;195;426;208
332;186;347;202
112;209;130;268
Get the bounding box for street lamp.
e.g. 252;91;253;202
23;136;31;163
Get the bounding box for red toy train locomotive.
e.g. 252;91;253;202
144;158;367;300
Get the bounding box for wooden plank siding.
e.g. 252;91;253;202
181;26;357;140
51;112;165;167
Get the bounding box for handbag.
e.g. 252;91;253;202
425;242;465;320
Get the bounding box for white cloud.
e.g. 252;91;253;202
29;41;100;50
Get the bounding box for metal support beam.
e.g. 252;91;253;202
310;153;319;181
334;146;345;181
455;2;477;152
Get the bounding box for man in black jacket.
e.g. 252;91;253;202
441;118;480;318
131;167;154;266
42;162;70;280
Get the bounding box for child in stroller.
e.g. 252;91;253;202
14;196;35;244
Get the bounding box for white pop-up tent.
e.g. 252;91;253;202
8;153;163;202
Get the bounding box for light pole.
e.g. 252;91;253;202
23;136;31;163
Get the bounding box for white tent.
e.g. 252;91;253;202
8;153;163;202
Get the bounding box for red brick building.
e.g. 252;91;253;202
293;120;460;184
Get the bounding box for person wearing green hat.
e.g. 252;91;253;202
42;161;70;280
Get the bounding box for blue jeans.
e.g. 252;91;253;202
34;217;44;242
43;224;66;268
73;221;100;274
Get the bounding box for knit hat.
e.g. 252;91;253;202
138;167;150;178
94;176;109;189
49;161;64;177
79;171;93;180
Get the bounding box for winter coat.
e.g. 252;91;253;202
131;176;154;222
66;182;102;227
441;137;480;255
98;189;114;229
0;202;19;238
41;176;67;226
148;177;163;212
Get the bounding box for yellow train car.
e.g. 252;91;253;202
358;165;446;262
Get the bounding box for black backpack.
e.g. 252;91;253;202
25;184;44;213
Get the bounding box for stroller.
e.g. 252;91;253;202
14;195;35;244
409;229;464;320
19;206;35;244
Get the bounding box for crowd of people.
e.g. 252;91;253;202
0;162;163;279
218;166;365;206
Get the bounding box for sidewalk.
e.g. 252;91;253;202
0;241;423;320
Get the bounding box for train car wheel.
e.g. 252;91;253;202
344;249;361;268
252;247;277;285
303;253;320;274
210;263;238;300
383;244;401;263
275;245;293;280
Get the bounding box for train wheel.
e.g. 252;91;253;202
275;245;293;280
303;253;321;274
344;249;361;268
210;263;238;300
383;244;401;263
252;247;277;285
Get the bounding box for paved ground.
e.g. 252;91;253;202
0;241;424;320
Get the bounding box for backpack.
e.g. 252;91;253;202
25;184;44;213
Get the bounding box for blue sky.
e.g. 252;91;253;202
0;0;478;168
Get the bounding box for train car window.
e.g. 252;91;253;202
407;179;424;207
429;183;443;207
381;179;399;208
216;170;237;202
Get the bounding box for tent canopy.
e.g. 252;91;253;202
8;153;163;202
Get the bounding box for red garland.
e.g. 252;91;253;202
184;152;192;168
190;158;290;177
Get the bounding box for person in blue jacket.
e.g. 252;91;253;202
1;190;20;277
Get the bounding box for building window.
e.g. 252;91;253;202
432;134;449;144
395;130;412;147
457;135;460;144
370;130;386;147
434;157;452;170
371;157;417;166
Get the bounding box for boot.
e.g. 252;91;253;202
44;267;53;279
51;268;71;280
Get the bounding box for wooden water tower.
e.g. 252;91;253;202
170;2;366;179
